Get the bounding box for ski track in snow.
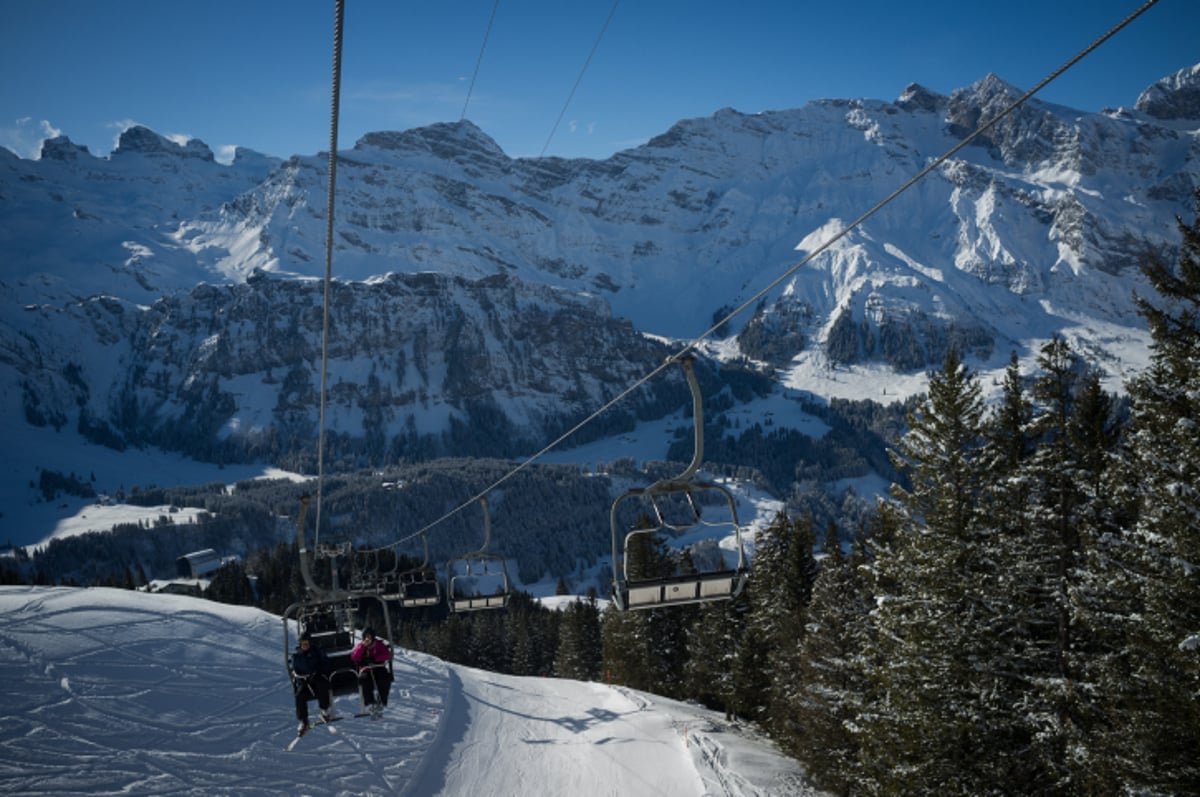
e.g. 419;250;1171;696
0;586;816;796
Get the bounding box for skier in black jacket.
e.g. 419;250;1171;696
290;631;333;734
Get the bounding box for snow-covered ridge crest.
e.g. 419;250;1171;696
167;64;1197;367
1136;63;1200;120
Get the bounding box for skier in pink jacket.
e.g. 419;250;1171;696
351;627;392;717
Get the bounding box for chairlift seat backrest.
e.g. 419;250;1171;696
621;569;744;609
450;593;509;612
325;651;361;697
308;629;352;651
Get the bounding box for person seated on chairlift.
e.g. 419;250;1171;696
351;626;393;717
291;631;334;735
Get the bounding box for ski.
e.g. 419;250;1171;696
353;705;386;720
283;716;344;751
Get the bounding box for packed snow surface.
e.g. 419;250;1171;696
0;586;816;796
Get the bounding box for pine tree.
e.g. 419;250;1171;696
1062;369;1141;792
556;598;602;681
762;514;820;746
601;605;648;687
732;511;818;733
982;351;1035;537
507;595;551;676
466;609;509;672
603;512;692;696
728;617;771;725
791;528;873;795
1012;335;1096;791
206;560;255;606
682;591;749;718
1123;192;1200;793
864;348;1003;794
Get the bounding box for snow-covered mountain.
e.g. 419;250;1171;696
0;585;814;796
1;127;279;306
2;65;1198;541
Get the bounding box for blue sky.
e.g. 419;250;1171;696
2;0;1195;164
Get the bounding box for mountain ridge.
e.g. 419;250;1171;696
2;65;1198;548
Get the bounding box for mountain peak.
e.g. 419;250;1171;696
230;146;279;170
896;83;947;113
1135;63;1200;120
113;125;215;161
963;73;1024;103
40;135;93;161
354;120;507;159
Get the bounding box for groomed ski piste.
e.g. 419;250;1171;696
0;586;817;796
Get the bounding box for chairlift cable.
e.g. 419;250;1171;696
538;0;620;157
362;0;1160;553
314;0;346;550
460;0;501;121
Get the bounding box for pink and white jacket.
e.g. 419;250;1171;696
351;637;391;670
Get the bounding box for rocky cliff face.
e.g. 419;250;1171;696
13;270;684;464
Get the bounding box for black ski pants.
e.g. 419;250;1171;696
358;664;392;707
293;673;331;722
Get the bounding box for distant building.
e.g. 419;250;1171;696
145;579;205;596
176;549;222;579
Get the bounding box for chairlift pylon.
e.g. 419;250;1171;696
609;355;750;610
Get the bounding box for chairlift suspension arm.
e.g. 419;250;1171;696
295;494;348;602
295;495;321;599
659;355;704;487
469;495;494;558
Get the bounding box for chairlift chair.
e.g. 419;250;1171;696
283;495;395;708
446;496;511;612
349;546;386;594
609;355;750;611
381;532;442;608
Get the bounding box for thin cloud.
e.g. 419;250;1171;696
346;79;469;128
0;118;62;159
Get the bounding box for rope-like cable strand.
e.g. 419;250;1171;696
315;0;345;549
375;0;1161;552
538;0;620;157
461;0;500;121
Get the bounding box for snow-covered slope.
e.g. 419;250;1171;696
0;127;278;307
0;586;814;796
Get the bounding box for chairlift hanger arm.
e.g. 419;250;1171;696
646;355;704;491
